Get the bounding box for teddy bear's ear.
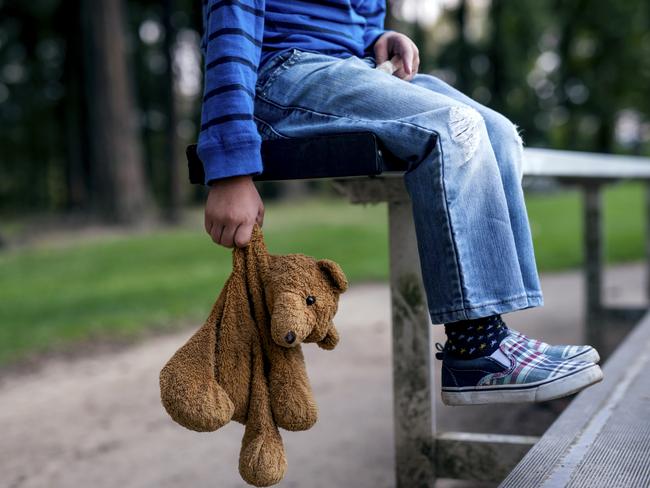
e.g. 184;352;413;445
317;259;348;293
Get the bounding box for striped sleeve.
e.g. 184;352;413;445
198;0;265;184
360;1;389;55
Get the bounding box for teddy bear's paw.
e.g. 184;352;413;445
272;394;318;432
239;433;288;487
316;332;339;350
160;375;234;432
318;325;339;351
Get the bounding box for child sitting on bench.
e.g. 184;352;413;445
198;0;603;405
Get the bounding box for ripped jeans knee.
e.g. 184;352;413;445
448;106;484;163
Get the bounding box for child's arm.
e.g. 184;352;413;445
199;0;266;248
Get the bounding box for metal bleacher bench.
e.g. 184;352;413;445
187;133;650;487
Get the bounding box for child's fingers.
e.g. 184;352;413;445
377;55;403;77
390;55;404;72
210;224;225;245
387;54;416;81
394;40;414;75
373;34;390;65
391;51;420;81
205;215;213;235
219;225;237;248
393;65;409;80
234;223;254;248
411;49;420;79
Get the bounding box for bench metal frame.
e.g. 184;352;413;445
523;148;650;354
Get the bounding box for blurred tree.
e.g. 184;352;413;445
80;0;151;223
60;0;91;210
162;0;181;222
0;0;202;216
450;0;471;93
552;0;650;153
484;0;551;144
429;0;649;152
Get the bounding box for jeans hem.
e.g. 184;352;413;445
429;293;544;324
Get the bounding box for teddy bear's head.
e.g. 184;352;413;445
265;254;348;348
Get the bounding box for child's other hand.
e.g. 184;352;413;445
373;31;420;81
205;175;264;248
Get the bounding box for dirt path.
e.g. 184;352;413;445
1;264;645;488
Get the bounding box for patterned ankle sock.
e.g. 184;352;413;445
444;314;509;359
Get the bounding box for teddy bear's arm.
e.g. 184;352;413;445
266;343;319;432
267;322;339;432
317;322;340;350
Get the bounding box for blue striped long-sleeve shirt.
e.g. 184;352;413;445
198;0;388;184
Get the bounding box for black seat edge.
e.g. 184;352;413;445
186;131;407;184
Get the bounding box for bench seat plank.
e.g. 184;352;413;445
187;132;650;184
523;148;650;180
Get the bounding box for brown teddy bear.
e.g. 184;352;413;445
159;225;347;487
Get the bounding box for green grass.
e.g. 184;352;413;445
526;182;645;270
0;200;388;364
0;182;645;364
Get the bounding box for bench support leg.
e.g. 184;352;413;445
583;183;605;351
436;432;538;482
645;182;650;303
388;199;436;488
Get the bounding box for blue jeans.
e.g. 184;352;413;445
253;48;544;324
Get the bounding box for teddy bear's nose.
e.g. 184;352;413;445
284;331;296;344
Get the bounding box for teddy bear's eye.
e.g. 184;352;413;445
306;295;316;306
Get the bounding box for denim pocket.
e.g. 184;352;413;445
255;48;303;96
253;115;289;140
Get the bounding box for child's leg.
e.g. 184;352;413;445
254;50;602;404
409;74;540;298
255;50;538;324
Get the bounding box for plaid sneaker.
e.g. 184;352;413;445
508;329;600;363
437;333;603;406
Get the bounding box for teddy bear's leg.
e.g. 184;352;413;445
160;294;235;432
239;421;287;487
239;342;288;487
268;344;319;432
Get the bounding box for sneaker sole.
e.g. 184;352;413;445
441;363;603;406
